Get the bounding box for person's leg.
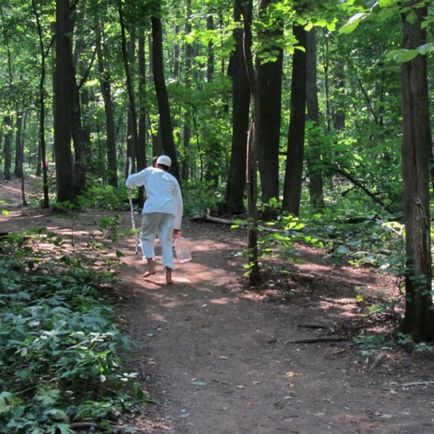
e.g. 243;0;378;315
158;214;175;283
140;213;160;275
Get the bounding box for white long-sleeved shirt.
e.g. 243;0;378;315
126;167;183;229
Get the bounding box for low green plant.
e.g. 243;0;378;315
0;232;149;433
78;185;129;211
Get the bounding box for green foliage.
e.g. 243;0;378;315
78;185;129;211
0;232;149;433
182;179;222;216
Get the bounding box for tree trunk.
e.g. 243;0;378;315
282;25;307;216
95;17;118;187
137;29;148;206
151;15;180;181
206;12;215;83
306;29;324;210
399;2;433;342
256;0;283;219
14;111;25;178
224;0;250;215
3;116;12;180
54;0;75;202
236;0;261;285
173;24;180;79
33;0;50;206
118;1;139;170
71;72;87;194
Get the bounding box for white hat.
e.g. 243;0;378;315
156;155;172;167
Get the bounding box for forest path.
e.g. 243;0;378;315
1;177;433;434
117;220;433;434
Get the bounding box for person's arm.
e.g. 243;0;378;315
125;168;148;189
173;181;183;230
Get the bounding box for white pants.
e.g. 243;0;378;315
140;212;175;269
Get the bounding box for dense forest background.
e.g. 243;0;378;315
0;0;433;336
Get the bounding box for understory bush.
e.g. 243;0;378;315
0;231;148;433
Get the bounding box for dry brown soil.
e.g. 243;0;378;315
2;176;434;434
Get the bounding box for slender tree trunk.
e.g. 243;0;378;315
54;0;75;202
256;0;283;219
137;29;148;205
117;1;139;169
225;0;249;214
14;111;24;178
306;29;324;210
323;33;331;134
282;25;307;216
71;72;87;193
3;116;12;180
236;0;260;285
125;26;137;175
151;15;180;181
399;2;433;341
181;0;193;181
206;12;215;83
173;24;180;80
32;0;50;206
333;65;345;130
95;18;118;187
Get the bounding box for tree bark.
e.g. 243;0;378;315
14;111;25;178
225;0;250;215
282;25;307;216
306;29;324;210
399;2;433;341
181;0;193;181
54;0;75;202
256;0;283;219
206;12;215;83
32;0;49;206
151;15;180;181
236;0;261;285
118;0;139;172
95;17;118;187
3;116;12;180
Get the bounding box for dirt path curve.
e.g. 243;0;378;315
117;220;434;434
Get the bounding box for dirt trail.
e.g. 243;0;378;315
117;222;434;434
2;177;434;434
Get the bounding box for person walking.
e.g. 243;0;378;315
126;155;183;284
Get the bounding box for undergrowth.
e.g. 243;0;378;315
0;230;148;433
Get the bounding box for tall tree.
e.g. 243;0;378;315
236;0;261;285
32;0;51;207
95;16;118;187
305;28;324;210
151;15;180;181
256;0;283;218
14;111;25;177
117;0;139;169
225;0;250;215
3;116;12;180
54;0;75;202
399;1;433;341
283;24;307;215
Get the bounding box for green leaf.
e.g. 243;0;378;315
191;380;208;386
339;12;368;35
388;49;419;62
417;43;434;55
379;0;398;7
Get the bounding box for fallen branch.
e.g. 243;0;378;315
285;337;350;344
297;323;333;330
400;381;434;388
